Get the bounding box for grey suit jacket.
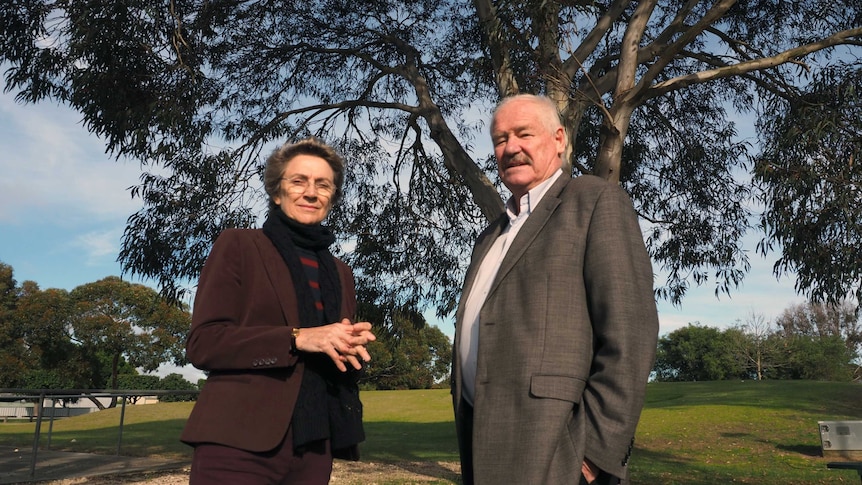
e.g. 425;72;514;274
452;174;659;485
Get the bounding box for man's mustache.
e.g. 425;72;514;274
501;154;531;168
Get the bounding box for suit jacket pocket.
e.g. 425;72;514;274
529;374;587;403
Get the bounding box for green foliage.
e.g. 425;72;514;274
770;335;857;381
358;305;451;390
775;301;862;355
769;301;861;380
70;276;191;391
0;264;27;387
654;324;748;381
5;282;103;390
0;262;16;317
0;262;191;394
117;374;161;404
157;373;197;402
756;65;862;305
3;2;859;315
657;305;861;383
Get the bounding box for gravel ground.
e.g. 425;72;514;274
35;461;462;484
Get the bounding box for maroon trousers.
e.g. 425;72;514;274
189;427;333;485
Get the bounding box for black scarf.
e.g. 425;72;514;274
262;210;364;456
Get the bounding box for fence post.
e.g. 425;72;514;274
116;394;127;455
28;391;46;478
46;397;56;449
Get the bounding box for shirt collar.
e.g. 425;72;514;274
505;169;564;222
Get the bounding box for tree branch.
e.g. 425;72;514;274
649;27;862;97
473;0;519;96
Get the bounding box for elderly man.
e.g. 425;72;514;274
452;94;659;485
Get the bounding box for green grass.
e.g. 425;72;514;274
359;389;460;462
1;381;861;484
634;380;862;484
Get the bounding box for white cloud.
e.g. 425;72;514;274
72;228;124;265
0;92;142;224
150;362;207;383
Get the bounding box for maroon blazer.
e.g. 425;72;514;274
180;228;358;454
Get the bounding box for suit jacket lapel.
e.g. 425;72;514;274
489;175;569;295
252;231;301;326
455;215;507;336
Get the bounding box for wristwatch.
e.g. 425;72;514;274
291;327;301;353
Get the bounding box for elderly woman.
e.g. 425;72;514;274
181;137;376;484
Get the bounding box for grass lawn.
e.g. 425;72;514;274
1;381;860;484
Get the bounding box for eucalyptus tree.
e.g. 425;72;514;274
2;1;860;315
755;66;862;306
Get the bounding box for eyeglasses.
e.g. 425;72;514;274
280;176;336;197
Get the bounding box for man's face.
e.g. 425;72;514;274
491;98;566;199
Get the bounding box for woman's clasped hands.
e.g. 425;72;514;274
294;319;376;372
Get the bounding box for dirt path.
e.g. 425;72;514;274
35;461;462;484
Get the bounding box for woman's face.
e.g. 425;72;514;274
273;154;336;225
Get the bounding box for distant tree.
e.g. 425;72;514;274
359;305;451;390
69;277;190;405
765;301;861;381
117;374;161;404
729;312;784;381
0;262;25;387
654;324;748;382
13;283;103;390
775;301;861;355
769;334;857;381
3;2;860;318
0;262;16;317
158;373;198;402
0;267;191;397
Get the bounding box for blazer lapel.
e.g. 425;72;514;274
489;175;569;295
252;231;301;326
455;215;507;331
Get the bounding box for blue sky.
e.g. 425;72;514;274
0;89;807;382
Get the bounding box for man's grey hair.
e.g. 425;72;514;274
491;94;565;135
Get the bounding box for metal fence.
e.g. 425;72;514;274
0;388;199;479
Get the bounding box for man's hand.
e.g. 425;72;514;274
582;458;599;484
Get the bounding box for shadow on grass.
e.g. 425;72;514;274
0;419;193;459
775;443;823;457
631;446;757;485
360;421;459;463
